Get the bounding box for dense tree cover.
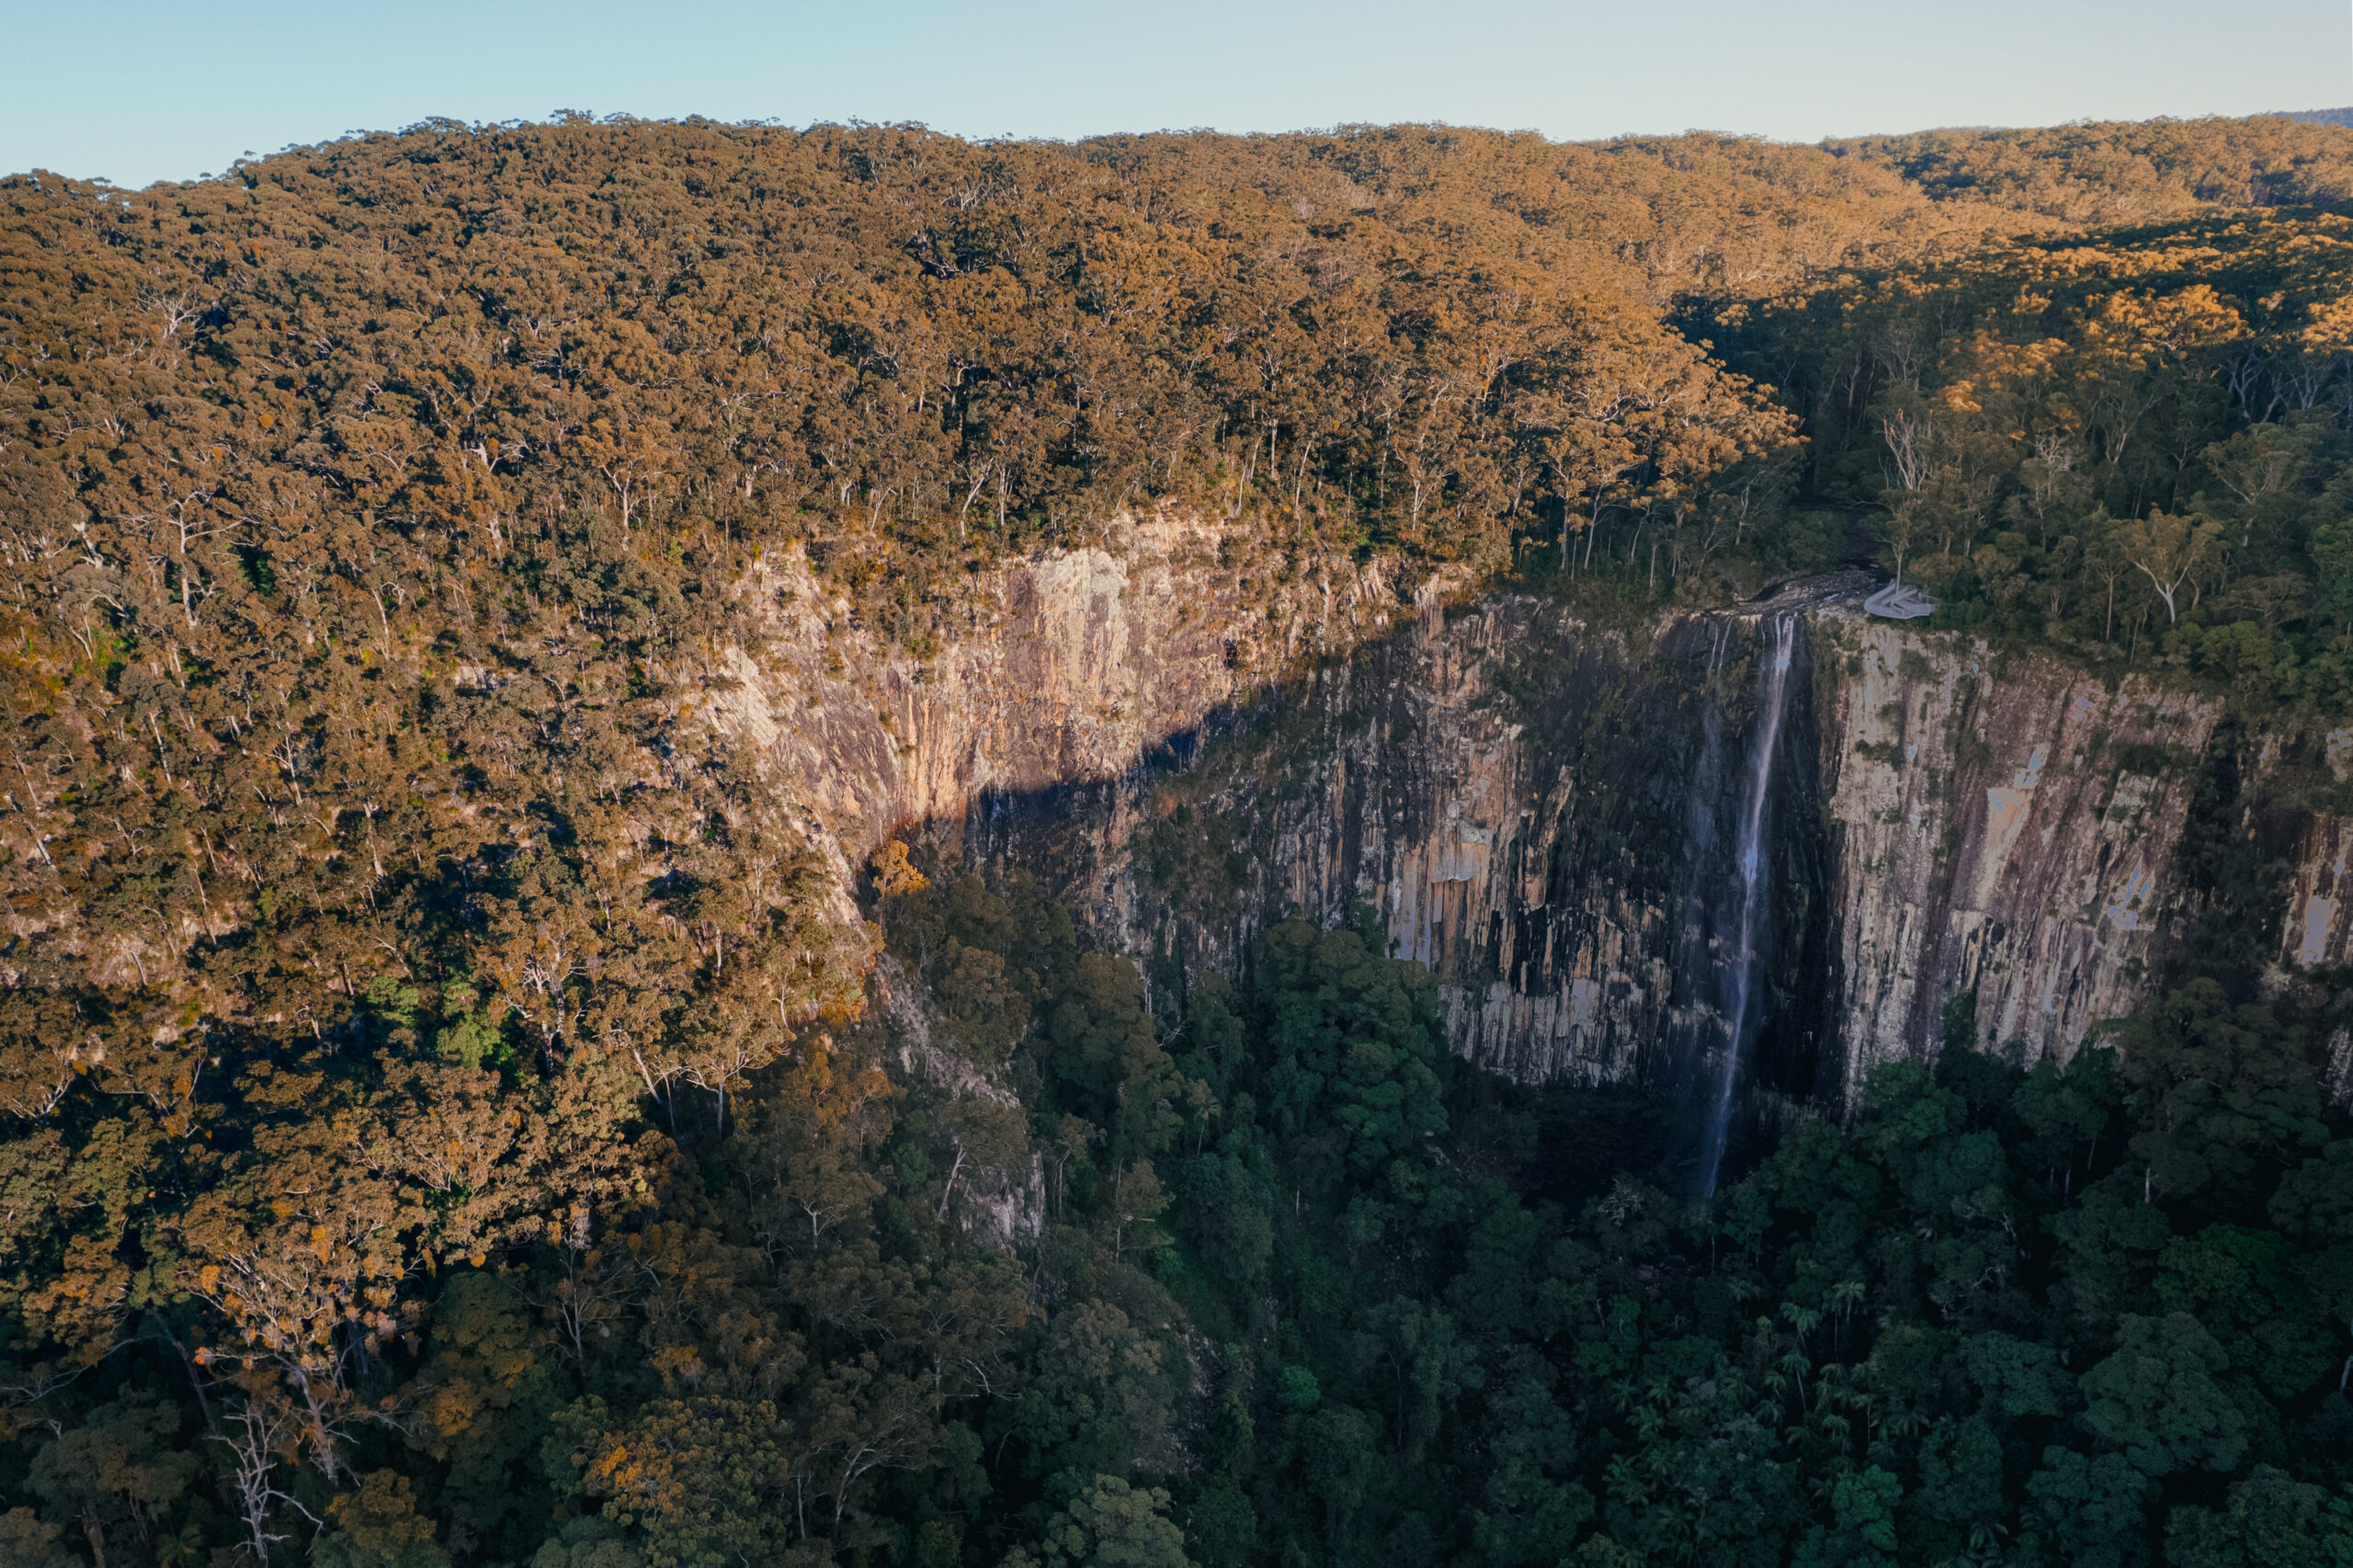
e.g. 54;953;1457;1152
1090;866;2353;1568
0;115;1857;650
1830;117;2353;225
9;839;2353;1568
5;111;2353;1565
1699;211;2353;712
0;116;1838;1566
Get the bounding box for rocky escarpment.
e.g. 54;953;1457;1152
702;508;1450;954
1815;618;2236;1090
2279;737;2353;971
1813;626;2347;1078
1046;576;2340;1104
1086;581;1842;1118
720;523;2347;1122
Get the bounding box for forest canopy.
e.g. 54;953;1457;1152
4;112;2353;1568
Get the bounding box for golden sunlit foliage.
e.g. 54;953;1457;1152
1711;210;2353;702
3;111;2353;1567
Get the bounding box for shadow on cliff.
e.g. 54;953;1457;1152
876;586;1870;1200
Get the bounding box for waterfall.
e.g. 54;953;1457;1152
1698;614;1798;1197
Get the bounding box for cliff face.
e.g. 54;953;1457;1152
2281;738;2353;971
726;523;2344;1114
1812;616;2224;1091
1109;585;2275;1098
703;509;1441;954
1032;574;2331;1103
1101;582;1845;1112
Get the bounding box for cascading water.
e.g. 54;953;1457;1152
1698;614;1798;1197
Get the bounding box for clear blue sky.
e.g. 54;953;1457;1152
6;0;2348;188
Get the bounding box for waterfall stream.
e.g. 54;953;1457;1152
1698;615;1798;1197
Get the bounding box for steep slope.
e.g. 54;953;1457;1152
846;558;2336;1112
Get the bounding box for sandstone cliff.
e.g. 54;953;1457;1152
2279;742;2353;971
1106;583;2320;1102
698;508;1441;998
718;521;2347;1116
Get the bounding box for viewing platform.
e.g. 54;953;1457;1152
1862;580;1937;620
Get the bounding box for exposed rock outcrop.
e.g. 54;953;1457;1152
1029;574;2320;1104
718;518;2345;1124
705;510;1435;938
2285;815;2353;970
1813;615;2222;1093
2279;734;2353;971
873;955;1046;1252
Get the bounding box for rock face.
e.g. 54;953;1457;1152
2279;734;2353;971
1046;576;2322;1108
1090;581;1848;1150
1812;615;2223;1094
743;512;1429;824
2285;815;2353;970
704;507;1439;1009
725;520;2345;1129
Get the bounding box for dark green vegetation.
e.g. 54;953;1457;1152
871;846;2353;1568
6;112;2353;1565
